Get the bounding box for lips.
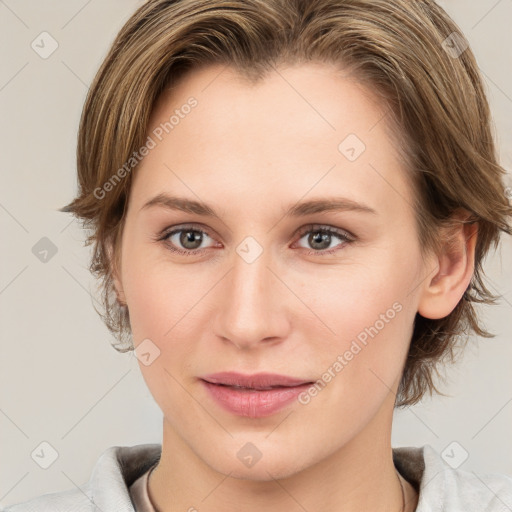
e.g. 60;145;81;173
200;371;314;389
200;372;316;417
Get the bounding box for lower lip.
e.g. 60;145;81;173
201;380;312;418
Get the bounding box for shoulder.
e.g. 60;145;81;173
3;443;162;512
393;444;512;512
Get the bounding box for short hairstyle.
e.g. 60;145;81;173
60;0;512;407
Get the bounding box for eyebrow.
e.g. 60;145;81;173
140;193;377;218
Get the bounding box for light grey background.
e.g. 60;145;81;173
1;0;511;506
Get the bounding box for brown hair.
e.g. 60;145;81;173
60;0;512;407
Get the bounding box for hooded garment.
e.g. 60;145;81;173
3;443;512;511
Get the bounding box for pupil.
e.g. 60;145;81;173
309;231;330;250
181;230;202;249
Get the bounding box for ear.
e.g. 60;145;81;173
417;212;478;320
107;239;127;307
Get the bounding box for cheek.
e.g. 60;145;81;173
121;251;202;410
304;260;406;341
303;251;418;389
125;268;202;346
306;279;412;432
120;236;195;344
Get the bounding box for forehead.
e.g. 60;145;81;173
129;62;414;224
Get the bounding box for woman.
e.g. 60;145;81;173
6;0;512;510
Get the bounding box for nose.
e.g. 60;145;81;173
213;246;291;350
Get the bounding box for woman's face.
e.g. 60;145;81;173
114;62;436;479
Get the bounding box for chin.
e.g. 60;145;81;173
204;445;312;482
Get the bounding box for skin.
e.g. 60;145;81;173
111;62;477;512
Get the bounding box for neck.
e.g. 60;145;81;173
148;394;418;512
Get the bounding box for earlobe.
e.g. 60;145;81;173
107;240;127;306
112;273;127;307
417;218;478;320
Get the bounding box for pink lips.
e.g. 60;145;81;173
200;372;315;418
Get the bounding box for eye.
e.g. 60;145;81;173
155;223;354;257
294;225;354;255
157;225;217;255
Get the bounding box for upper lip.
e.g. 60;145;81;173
201;372;314;390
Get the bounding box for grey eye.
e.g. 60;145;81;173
297;228;349;252
166;229;214;251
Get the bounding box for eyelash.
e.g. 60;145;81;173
155;223;355;257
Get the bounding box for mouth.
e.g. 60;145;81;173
206;384;301;391
200;371;315;390
199;372;316;417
